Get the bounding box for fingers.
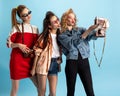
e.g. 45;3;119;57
19;44;30;53
23;47;30;53
35;48;42;56
95;17;109;29
30;70;35;76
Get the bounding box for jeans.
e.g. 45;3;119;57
48;58;59;75
65;53;95;96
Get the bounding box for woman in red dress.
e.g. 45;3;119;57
7;5;39;96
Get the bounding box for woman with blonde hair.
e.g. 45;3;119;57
58;8;107;96
7;5;39;96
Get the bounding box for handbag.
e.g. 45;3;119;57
21;23;35;58
23;49;34;58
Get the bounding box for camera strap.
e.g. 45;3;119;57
93;37;106;67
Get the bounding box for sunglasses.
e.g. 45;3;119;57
21;11;32;17
51;18;59;24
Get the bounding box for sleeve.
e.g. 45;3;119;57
86;30;98;41
61;45;69;56
79;26;98;41
6;26;17;48
32;25;39;34
76;27;97;41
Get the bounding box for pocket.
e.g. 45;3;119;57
49;61;54;71
49;61;58;71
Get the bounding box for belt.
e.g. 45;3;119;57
51;57;61;62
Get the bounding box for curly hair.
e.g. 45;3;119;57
61;8;77;32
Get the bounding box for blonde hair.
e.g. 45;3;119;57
11;5;26;32
61;8;77;32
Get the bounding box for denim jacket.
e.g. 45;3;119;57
58;27;97;60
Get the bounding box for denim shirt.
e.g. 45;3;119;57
58;27;97;60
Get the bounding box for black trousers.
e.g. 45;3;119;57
65;53;95;96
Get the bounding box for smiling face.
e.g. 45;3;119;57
67;13;76;27
20;8;31;23
49;16;60;29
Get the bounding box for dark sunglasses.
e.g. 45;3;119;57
21;11;32;17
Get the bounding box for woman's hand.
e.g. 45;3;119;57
18;43;30;53
34;48;42;56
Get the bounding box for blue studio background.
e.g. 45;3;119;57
0;0;120;96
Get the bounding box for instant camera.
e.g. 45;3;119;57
94;17;109;37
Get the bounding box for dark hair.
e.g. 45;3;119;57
38;11;60;49
11;5;27;31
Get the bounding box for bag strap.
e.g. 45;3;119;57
22;23;24;44
21;23;34;44
93;37;106;67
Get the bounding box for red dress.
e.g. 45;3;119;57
7;23;39;80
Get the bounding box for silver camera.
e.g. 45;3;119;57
94;17;109;37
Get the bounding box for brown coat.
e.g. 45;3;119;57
31;34;62;75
